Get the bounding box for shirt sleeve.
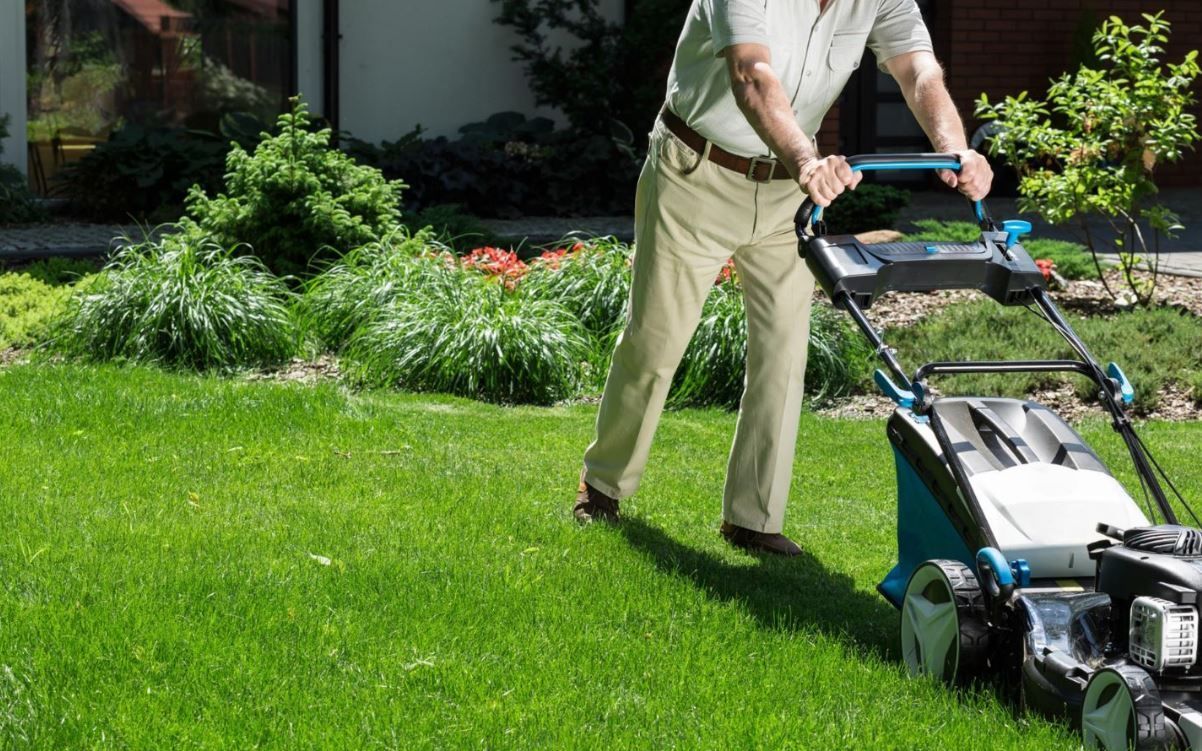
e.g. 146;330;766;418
867;0;933;69
703;0;769;55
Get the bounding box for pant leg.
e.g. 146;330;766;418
583;120;750;499
721;205;816;533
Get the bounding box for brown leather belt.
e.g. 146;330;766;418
660;108;793;183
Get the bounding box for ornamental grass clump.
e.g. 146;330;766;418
341;268;589;405
300;228;453;350
54;223;299;370
522;237;634;337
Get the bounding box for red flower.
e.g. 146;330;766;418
715;258;737;286
1035;258;1056;281
536;248;570;270
463;247;529;290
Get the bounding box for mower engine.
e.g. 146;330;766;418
1097;525;1202;675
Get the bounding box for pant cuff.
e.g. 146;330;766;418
723;508;781;535
582;469;625;501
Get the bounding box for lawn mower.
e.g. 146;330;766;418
795;154;1202;750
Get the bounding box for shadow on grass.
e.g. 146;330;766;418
618;516;899;660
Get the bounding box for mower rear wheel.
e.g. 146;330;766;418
899;560;989;684
1081;665;1169;750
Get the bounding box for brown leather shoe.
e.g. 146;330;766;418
574;473;620;525
720;522;802;557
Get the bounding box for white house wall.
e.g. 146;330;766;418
338;0;625;144
0;0;28;173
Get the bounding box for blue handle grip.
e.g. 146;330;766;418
1107;362;1135;405
808;157;986;227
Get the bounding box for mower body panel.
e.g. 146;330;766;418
970;464;1149;577
882;397;1149;602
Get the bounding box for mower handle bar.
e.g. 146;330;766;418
794;153;987;235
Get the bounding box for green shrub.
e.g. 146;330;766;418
0;273;75;349
976;13;1200;306
55;123;227;222
892;299;1202;413
341;269;589;405
188;97;405;276
0;115;47;225
902;219;1104;280
11;257;101;286
522;238;633;338
824;183;910;235
301;228;453;350
54;223;299;370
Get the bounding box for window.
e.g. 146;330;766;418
25;0;294;193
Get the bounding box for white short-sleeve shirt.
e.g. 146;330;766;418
665;0;933;157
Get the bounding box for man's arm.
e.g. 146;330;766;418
884;50;993;200
723;43;861;207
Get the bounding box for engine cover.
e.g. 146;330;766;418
1097;525;1202;636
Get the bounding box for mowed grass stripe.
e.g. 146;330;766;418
5;365;1197;748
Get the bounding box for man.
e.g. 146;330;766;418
574;0;993;555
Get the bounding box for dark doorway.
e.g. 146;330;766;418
839;0;938;185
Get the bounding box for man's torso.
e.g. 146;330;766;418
666;0;929;157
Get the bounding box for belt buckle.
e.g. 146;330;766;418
746;156;775;183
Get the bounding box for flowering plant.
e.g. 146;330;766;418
462;247;529;289
1035;258;1056;282
715;258;737;286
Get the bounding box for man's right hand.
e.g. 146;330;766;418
797;155;862;207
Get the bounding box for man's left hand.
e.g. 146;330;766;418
938;150;993;202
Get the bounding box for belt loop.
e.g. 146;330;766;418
682;138;709;176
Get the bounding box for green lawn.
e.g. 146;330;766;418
4;366;1201;749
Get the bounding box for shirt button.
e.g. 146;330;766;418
806;71;813;77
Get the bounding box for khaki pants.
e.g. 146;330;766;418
583;117;815;534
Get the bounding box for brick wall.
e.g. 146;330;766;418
940;0;1202;185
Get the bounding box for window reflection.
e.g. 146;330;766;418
25;0;293;193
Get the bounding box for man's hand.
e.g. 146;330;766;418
798;155;863;207
938;149;993;202
885;52;995;202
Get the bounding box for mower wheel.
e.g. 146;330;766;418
899;560;990;684
1081;665;1170;750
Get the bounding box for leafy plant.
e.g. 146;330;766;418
825;183;910;235
9;257;101;286
806;302;875;403
341;269;589;405
0;272;78;349
54;223;299;370
54;122;228;222
492;0;688;153
189;97;405;276
976;13;1200;306
300;229;454;350
0;115;48;225
346;112;639;218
